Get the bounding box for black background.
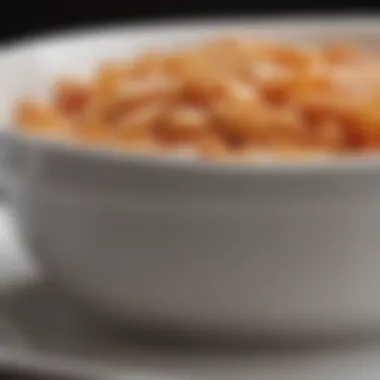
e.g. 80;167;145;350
0;1;378;43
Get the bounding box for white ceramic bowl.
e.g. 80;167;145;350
3;17;380;336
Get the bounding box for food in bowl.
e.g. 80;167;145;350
14;36;380;160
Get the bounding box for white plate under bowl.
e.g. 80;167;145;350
1;204;380;379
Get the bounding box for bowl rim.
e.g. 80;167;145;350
4;14;380;176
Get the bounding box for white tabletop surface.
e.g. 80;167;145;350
1;205;380;379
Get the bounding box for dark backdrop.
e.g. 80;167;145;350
0;1;378;43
